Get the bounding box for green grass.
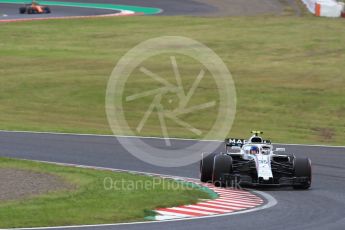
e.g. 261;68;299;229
0;158;211;228
0;16;345;145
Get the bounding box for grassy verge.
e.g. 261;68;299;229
0;158;210;228
0;16;344;145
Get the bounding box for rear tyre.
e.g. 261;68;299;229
44;7;51;13
200;153;217;183
293;157;312;189
19;7;26;14
212;154;233;187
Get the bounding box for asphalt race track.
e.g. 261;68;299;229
0;0;296;21
0;131;345;230
0;3;119;20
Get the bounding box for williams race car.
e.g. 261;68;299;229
19;1;51;14
200;131;312;189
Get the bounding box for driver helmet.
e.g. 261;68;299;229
249;146;259;154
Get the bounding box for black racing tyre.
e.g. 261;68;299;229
44;7;51;13
19;7;26;14
212;154;233;187
200;153;217;183
293;157;312;189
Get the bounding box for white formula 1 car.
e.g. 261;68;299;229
200;131;312;189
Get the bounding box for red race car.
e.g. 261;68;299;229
19;1;51;14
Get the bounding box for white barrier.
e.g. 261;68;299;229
301;0;344;17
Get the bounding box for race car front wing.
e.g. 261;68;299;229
220;173;310;187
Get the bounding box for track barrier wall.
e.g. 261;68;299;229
301;0;344;17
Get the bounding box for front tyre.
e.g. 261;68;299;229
293;157;312;189
200;153;217;183
212;154;233;187
43;7;51;13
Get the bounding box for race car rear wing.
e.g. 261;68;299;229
225;138;247;148
225;138;272;148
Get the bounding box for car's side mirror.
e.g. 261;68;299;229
275;148;285;152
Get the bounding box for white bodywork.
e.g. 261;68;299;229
229;135;285;181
